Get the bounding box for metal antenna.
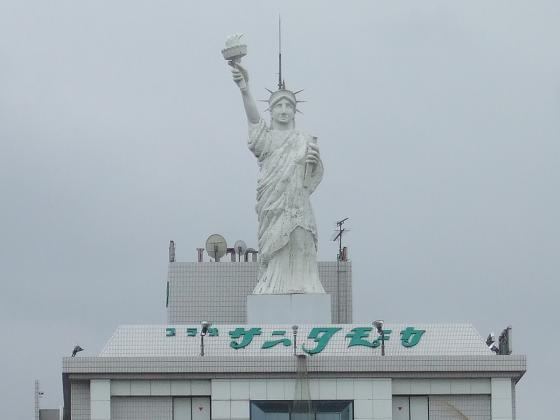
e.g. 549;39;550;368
332;217;350;323
332;218;350;261
278;15;284;90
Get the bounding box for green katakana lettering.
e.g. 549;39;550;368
303;327;342;355
346;327;377;347
400;327;425;347
262;330;291;349
229;327;262;349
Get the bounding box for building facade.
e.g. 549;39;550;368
62;251;525;420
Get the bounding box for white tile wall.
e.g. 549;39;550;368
391;380;411;395
450;379;469;394
410;379;430;394
493;398;513;418
491;378;513;419
492;378;512;398
354;378;374;399
113;380;205;397
470;378;491;394
90;380;110;401
354;399;373;419
230;400;250;419
130;381;150;396
319;379;337;399
371;379;392;420
90;379;111;420
430;379;451;394
266;380;284;399
166;261;353;324
111;396;173;420
211;400;230;419
392;378;491;395
336;379;354;399
151;380;171;396
71;381;90;420
309;379;320;400
170;380;191;395
212;380;231;400
230;379;250;400
284;379;296;400
373;399;392;418
90;400;110;420
111;380;131;396
372;379;391;400
249;379;267;400
191;380;211;395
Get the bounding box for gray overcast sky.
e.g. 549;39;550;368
1;1;559;418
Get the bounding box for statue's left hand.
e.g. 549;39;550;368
306;142;320;166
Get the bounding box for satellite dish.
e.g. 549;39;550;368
205;234;227;261
234;240;247;260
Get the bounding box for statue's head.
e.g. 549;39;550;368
269;89;297;129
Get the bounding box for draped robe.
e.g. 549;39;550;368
248;118;325;294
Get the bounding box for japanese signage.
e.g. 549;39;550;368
164;326;425;355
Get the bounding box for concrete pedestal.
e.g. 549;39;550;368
246;293;332;324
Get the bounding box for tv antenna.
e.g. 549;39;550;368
332;217;350;322
331;217;350;261
205;234;227;262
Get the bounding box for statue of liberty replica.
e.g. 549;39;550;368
223;33;326;295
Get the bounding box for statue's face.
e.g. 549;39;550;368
270;98;295;125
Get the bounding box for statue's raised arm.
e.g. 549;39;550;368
230;62;260;124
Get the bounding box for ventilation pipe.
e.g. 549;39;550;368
169;241;176;262
245;248;258;262
341;246;349;261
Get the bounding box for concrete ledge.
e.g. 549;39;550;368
63;355;527;381
247;293;332;323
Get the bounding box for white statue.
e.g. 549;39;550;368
223;35;326;295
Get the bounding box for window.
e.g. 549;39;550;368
251;401;353;420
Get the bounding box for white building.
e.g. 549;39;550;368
62;246;525;420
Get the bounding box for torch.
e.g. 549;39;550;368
222;34;248;90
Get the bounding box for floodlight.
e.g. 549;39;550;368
200;321;212;356
486;332;499;354
292;325;299;356
201;321;212;336
498;326;512;355
373;320;386;356
71;345;84;358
